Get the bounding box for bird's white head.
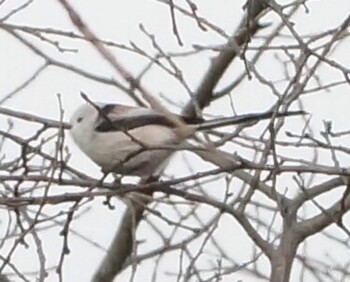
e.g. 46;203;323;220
70;103;100;144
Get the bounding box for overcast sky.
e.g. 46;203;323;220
1;1;350;281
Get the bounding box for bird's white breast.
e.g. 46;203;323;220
74;124;179;176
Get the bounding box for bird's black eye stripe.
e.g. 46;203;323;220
77;117;83;123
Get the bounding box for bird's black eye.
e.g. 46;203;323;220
76;117;83;123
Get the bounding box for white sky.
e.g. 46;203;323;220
1;0;350;281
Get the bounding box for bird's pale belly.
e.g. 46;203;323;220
89;135;174;177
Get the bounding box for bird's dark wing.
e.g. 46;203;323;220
94;104;204;132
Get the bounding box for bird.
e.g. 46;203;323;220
69;101;304;178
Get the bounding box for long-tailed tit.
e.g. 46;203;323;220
70;102;304;178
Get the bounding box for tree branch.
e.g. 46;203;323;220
182;0;268;117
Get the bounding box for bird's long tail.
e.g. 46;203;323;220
194;110;306;131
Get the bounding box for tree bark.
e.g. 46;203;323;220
92;193;152;282
270;230;299;282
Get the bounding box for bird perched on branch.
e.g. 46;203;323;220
70;101;304;178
